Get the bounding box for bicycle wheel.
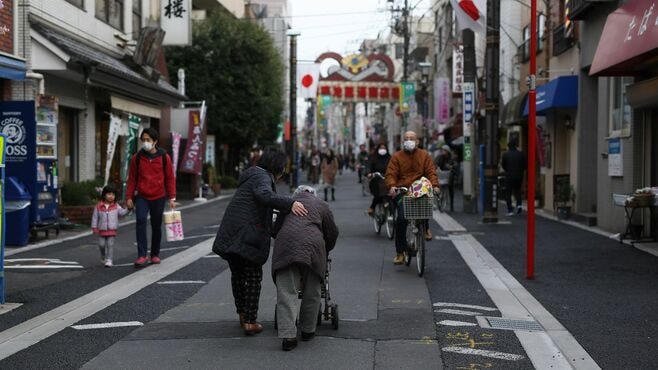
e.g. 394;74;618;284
373;203;383;234
385;205;395;240
416;222;426;276
405;223;414;266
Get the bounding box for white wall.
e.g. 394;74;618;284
499;0;523;103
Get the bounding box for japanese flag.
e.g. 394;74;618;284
297;63;320;99
450;0;487;36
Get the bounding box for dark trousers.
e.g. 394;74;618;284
505;177;523;212
135;196;166;258
228;256;263;323
448;176;455;211
394;195;408;254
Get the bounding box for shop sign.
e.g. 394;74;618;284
452;45;464;93
161;0;191;46
399;82;415;113
104;115;122;185
435;77;450;124
0;101;35;164
171;131;182;178
179;110;205;176
462;82;474;137
608;138;623;177
121;115;140;183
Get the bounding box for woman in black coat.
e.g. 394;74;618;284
213;150;308;335
366;143;391;215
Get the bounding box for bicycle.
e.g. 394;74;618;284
393;187;434;277
436;169;451;212
367;173;394;238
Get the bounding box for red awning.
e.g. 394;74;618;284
590;0;658;76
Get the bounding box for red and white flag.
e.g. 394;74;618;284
297;63;320;99
450;0;487;36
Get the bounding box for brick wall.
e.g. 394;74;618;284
0;0;13;54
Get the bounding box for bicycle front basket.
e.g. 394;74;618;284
402;196;434;219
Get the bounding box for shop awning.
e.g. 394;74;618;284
523;76;578;116
590;0;658;76
501;92;527;126
0;54;27;80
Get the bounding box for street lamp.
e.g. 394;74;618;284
287;30;300;191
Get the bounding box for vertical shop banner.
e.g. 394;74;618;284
161;0;191;46
171;131;182;178
608;138;623;177
0;134;5;304
462;82;474;161
399;82;415;113
452;45;464;94
179;110;205;175
435;77;450;124
104;115;122;186
121;115;140;182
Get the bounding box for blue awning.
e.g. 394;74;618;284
0;55;26;80
523;75;578;116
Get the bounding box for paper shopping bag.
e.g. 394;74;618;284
164;210;185;242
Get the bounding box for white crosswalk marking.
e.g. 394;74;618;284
71;322;144;330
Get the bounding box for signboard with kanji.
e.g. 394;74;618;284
161;0;191;46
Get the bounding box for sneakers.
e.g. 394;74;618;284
104;259;113;268
134;256;148;267
150;256;161;264
282;338;298;351
506;211;515;216
425;228;433;241
393;254;405;265
517;206;523;214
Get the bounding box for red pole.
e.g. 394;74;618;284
527;0;537;279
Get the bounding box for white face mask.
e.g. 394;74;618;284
403;140;416;151
378;149;387;156
142;142;154;151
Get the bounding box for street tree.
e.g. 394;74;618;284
166;11;284;174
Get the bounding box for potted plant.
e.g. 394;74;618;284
60;179;104;225
555;183;575;220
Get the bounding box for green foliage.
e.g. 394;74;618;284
555;182;575;205
166;12;284;152
61;179;104;206
217;175;239;189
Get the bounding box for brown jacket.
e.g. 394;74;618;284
321;156;339;185
385;149;439;189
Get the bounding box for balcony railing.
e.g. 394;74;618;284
553;23;575;56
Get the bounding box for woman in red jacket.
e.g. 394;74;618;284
126;128;176;267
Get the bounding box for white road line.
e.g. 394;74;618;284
159;246;190;252
181;234;216;240
5;258;78;264
0;304;23;316
203;224;220;229
71;322;144;330
433;210;466;232
156;281;205;285
0;238;214;360
4;265;84;270
202;255;220;258
433;302;498;312
434;309;482;316
437;320;477;327
441;346;525;361
4;194;233;257
436;212;600;369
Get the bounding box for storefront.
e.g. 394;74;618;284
589;0;658;235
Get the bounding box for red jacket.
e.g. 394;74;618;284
126;149;176;201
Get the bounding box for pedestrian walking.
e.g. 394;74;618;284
321;149;339;201
309;148;321;185
126;128;176;268
501;139;527;216
271;185;339;351
91;185;129;268
213;150;308;336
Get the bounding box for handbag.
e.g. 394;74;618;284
164;210;185;242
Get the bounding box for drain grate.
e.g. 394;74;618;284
477;316;544;332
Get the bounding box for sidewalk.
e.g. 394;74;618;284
79;172;443;370
442;203;658;369
4;192;234;257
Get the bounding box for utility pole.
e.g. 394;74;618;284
482;0;500;223
462;30;478;214
527;0;538;279
288;31;300;191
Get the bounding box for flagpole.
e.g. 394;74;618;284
527;0;537;279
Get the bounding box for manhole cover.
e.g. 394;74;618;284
477;316;544;332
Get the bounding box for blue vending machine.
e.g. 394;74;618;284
1;133;7;303
1;100;59;243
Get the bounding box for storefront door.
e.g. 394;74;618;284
57;107;78;184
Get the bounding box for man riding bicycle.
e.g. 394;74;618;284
385;131;439;265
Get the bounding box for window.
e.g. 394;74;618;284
66;0;84;8
522;25;530;61
132;0;142;36
438;27;443;53
96;0;124;30
537;13;546;52
610;77;633;136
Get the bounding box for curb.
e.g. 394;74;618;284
4;193;234;257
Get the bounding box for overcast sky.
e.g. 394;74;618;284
290;0;431;62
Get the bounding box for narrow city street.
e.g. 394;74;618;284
2;172;655;369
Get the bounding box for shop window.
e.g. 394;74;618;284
537;13;546;53
96;0;124;31
66;0;84;8
132;0;142;36
610;77;633;137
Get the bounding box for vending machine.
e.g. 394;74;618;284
34;96;59;224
